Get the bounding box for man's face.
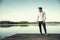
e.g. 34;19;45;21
39;9;42;12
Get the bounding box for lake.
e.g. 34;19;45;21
0;24;60;40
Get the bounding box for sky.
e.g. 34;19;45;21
0;0;60;22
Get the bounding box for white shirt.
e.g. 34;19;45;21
37;12;46;21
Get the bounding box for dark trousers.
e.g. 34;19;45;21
38;21;47;34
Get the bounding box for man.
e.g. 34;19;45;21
37;7;47;35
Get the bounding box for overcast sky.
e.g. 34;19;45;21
0;0;60;22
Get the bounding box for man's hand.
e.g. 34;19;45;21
43;21;45;23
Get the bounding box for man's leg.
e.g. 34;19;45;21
38;22;42;35
42;22;47;34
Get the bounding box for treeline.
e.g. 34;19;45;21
0;21;60;24
0;21;29;24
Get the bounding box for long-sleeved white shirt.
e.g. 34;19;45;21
37;12;46;21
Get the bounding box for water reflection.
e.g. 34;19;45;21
0;23;60;28
0;24;29;28
0;25;14;28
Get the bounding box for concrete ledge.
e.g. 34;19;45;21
2;34;60;40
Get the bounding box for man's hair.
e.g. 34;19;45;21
38;7;42;10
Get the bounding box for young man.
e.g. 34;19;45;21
37;7;47;35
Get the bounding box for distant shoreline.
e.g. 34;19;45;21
0;21;60;24
0;21;60;27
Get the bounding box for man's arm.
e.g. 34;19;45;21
43;12;46;20
43;12;46;23
36;15;39;22
44;13;46;20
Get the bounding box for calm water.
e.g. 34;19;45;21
0;24;60;40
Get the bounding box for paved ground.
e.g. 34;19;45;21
2;34;60;40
